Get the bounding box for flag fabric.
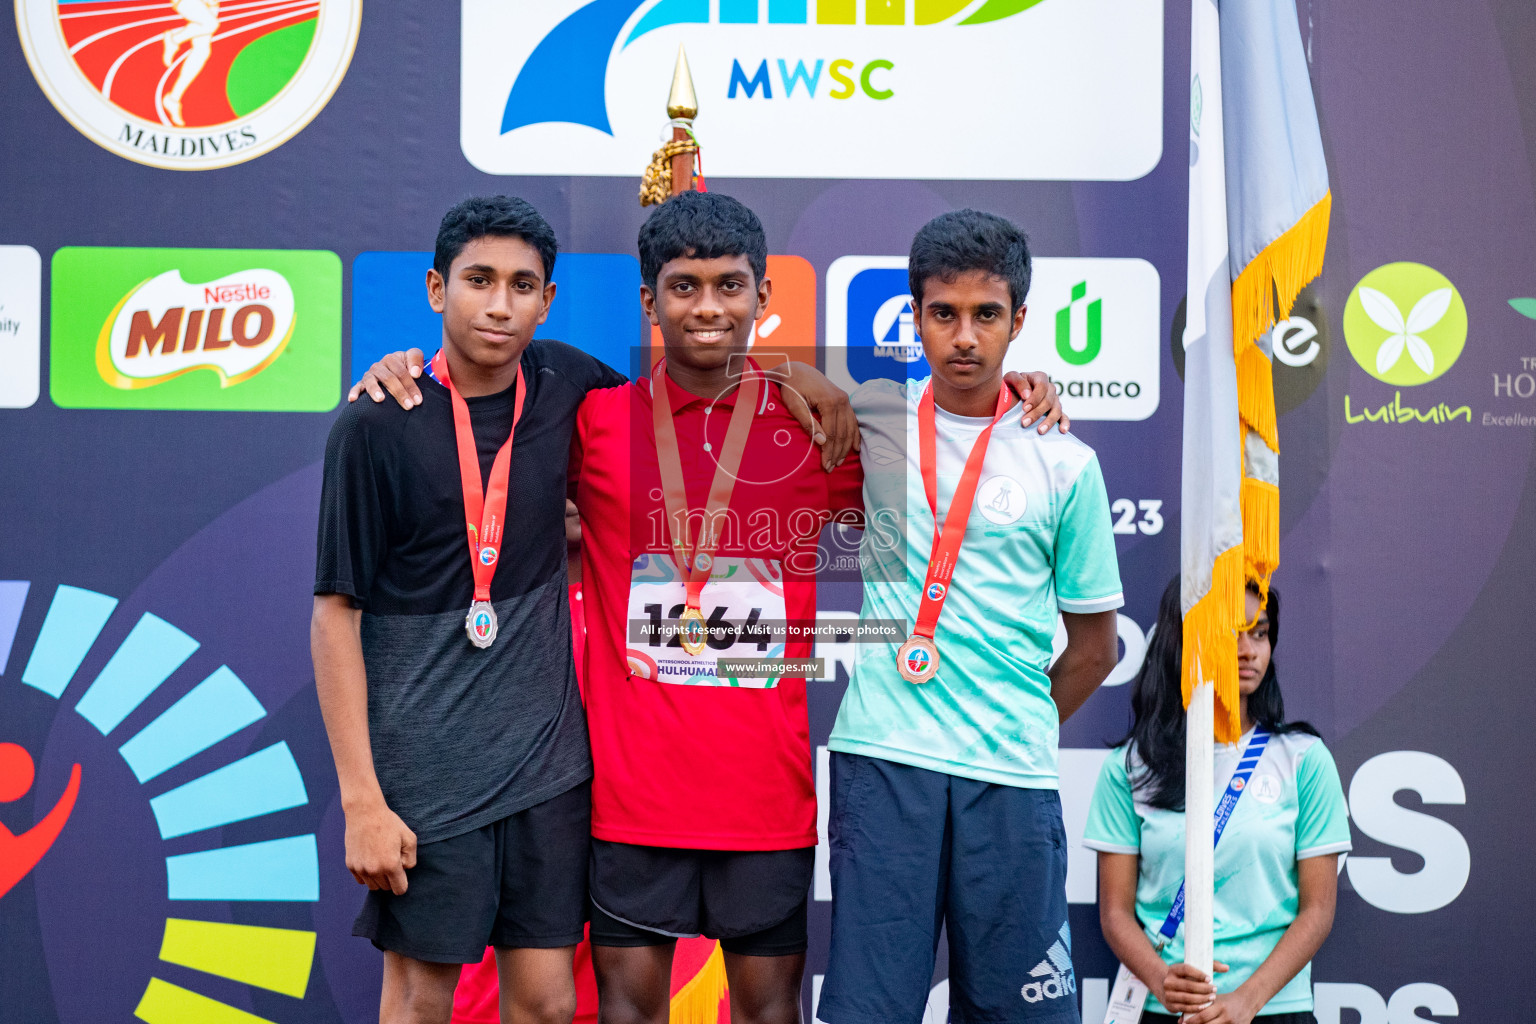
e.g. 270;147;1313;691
1182;0;1330;744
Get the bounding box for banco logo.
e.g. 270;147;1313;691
1005;258;1161;421
1055;282;1101;365
460;0;1162;179
52;247;340;412
16;0;360;169
1343;263;1467;386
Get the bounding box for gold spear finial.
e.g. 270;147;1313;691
666;44;698;120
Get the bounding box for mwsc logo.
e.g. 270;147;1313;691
15;0;360;169
51;247;340;412
461;0;1163;180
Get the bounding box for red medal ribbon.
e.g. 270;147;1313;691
432;349;525;604
651;359;760;613
912;381;1015;641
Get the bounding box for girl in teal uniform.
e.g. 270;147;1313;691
1084;581;1351;1024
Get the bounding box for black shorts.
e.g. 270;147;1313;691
353;780;591;963
588;839;813;957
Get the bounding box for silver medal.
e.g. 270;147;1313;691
466;600;498;648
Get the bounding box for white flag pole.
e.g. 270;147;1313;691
1182;0;1230;986
1184;677;1215;977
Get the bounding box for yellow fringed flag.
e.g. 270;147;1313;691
1181;0;1330;745
669;939;728;1024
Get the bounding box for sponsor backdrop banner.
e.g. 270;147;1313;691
2;1;1533;1022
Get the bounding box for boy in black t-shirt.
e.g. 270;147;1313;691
313;197;628;1024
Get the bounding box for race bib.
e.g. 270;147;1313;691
626;554;788;687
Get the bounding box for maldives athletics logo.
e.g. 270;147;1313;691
15;0;361;170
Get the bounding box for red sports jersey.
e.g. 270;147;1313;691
571;373;863;850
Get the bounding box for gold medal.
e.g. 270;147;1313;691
678;605;708;656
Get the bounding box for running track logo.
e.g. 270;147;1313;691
15;0;361;169
0;580;319;1020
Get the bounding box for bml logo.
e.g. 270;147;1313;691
873;292;922;364
825;258;930;387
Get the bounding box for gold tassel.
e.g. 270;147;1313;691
669;942;727;1024
1182;545;1246;745
1230;191;1333;352
1241;475;1279;618
1236;344;1279;454
640;138;700;207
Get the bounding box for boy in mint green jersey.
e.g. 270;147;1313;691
819;210;1123;1024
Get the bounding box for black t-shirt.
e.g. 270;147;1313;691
316;339;626;843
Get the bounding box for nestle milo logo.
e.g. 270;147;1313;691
96;270;295;390
51;247;339;412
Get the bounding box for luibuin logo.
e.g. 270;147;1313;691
1343;263;1467;386
1055;281;1102;366
51;247;340;412
15;0;361;169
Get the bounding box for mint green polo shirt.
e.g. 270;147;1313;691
829;378;1124;789
1083;731;1353;1014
